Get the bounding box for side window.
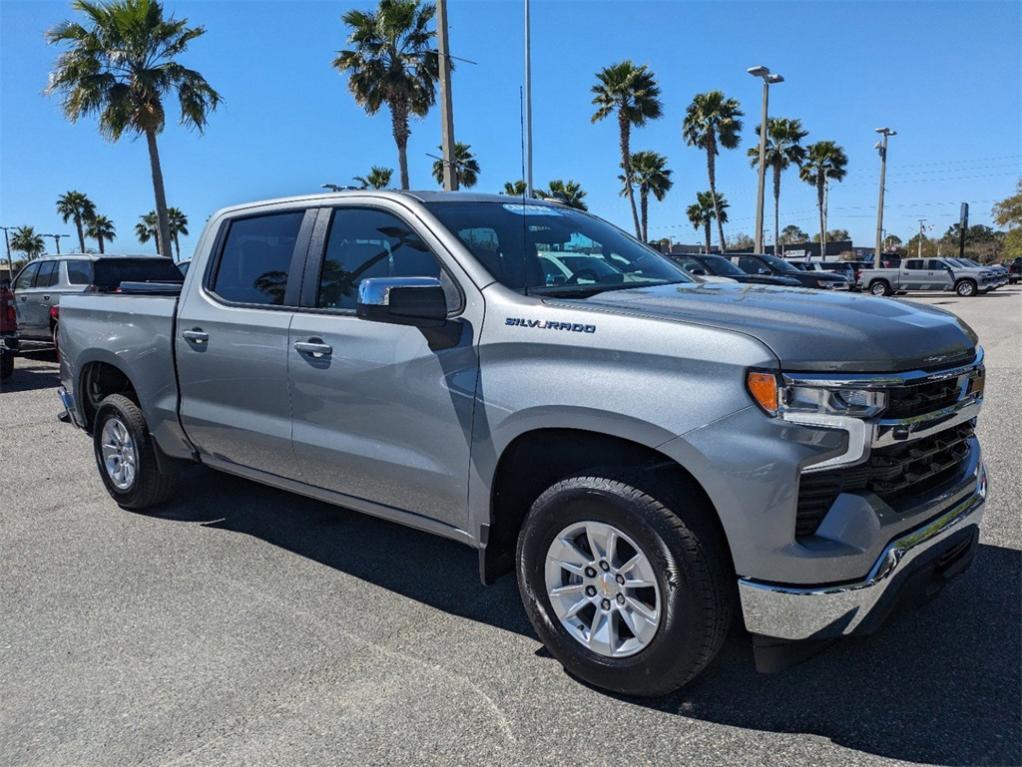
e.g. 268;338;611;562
905;259;924;270
928;259;946;270
211;211;304;305
36;261;59;288
317;208;457;311
14;263;39;290
738;256;764;274
66;261;94;285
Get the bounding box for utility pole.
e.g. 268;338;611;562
918;219;927;259
747;65;783;254
0;226;12;280
524;0;534;197
43;233;69;255
873;128;895;269
437;0;458;191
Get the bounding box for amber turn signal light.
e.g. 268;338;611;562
746;371;780;414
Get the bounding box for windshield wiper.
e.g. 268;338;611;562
531;281;687;299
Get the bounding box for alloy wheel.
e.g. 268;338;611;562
100;417;137;490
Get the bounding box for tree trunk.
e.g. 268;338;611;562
704;222;711;254
173;234;181;260
97;235;105;254
390;99;411;190
618;113;641;239
706;133;725;252
145;129;173;258
817;177;826;258
773;164;782;256
74;217;85;253
640;187;649;243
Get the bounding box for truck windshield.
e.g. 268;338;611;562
424;201;690;295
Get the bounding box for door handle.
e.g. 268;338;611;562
182;329;209;344
294;339;333;358
43;295;50;301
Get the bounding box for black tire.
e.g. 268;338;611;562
92;393;177;509
869;280;892;297
0;348;12;381
955;279;977;297
516;471;733;697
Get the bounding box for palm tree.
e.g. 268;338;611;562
502;180;527;196
135;211;159;251
431;142;479;188
10;226;46;260
746;118;807;255
683;91;743;251
353;166;394;189
799;141;848;257
591;61;662;238
85;215;116;254
168;207;188;259
47;0;221;259
55;191;96;252
622;151;672;242
334;0;440;190
538;180;587;211
686;191;729;254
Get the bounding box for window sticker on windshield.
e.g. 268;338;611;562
502;203;565;217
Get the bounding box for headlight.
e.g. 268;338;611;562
816;279;834;288
746;371;886;418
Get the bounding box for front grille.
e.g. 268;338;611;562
885;377;962;419
796;421;975;539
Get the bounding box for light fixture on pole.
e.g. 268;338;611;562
43;233;69;255
321;183;344;192
747;65;783;254
873;128;896;268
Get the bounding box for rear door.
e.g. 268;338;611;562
175;207;314;475
285;202;478;527
902;259;926;290
23;261;59;340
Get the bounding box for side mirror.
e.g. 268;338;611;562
691;268;707;276
357;276;448;328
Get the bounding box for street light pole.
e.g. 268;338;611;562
747;65;783;254
524;0;533;198
43;233;68;255
918;219;927;259
0;226;13;279
873;128;896;269
437;0;458;191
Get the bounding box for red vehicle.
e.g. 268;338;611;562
1;281;16;381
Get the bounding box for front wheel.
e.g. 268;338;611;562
955;279;977;297
516;472;733;697
93;394;177;509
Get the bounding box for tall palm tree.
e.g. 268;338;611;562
538;180;587;211
591;61;662;238
334;0;440;190
353;166;394;189
431;142;479;188
683;91;743;251
799;141;848;257
686;191;729;254
55;191;95;252
85;215;116;254
167;207;188;259
47;0;221;259
747;118;807;255
135;211;159;251
622;151;672;242
10;227;46;260
502;180;527;196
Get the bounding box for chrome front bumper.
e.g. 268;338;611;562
738;461;987;641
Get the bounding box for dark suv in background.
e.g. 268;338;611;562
727;253;850;289
670;254;802;287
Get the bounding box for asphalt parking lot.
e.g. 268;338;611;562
1;288;1019;767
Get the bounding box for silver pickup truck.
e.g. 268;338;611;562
858;256;999;297
58;192;988;696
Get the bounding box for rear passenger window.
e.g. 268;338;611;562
317;208;456;311
211;212;304;305
66;261;93;284
14;263;39;290
35;261;59;288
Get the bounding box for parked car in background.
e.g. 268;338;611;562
857;257;998;297
950;258;1007;288
670;254;801;287
10;254;184;351
58;191;989;696
1008;257;1021;284
1;282;16;381
177;260;191;276
728;253;850;290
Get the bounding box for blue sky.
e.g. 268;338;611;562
1;0;1020;258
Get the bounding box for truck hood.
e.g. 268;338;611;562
574;282;978;373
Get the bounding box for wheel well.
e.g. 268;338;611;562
80;362;138;430
482;428;727;583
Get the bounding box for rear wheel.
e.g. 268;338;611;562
516;471;733;697
0;347;12;381
955;279;977;297
869;280;892;297
93;394;177;509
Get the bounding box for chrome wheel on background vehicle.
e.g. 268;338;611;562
545;520;661;657
870;281;890;296
100;416;137;490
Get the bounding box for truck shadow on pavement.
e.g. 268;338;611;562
152;467;1020;767
0;354;60;393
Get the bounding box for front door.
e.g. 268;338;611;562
175;207;312;475
12;262;42;338
287;204;477;528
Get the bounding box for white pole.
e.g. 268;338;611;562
437;0;458;191
524;0;533;197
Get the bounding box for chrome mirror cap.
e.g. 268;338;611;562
357;276;443;307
